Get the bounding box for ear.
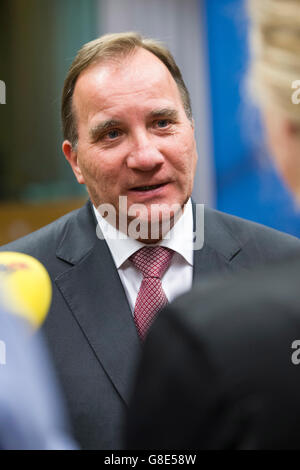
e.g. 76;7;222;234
62;140;85;184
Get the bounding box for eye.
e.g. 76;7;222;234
155;119;171;128
106;129;122;139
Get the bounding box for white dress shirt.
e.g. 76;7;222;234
93;199;194;314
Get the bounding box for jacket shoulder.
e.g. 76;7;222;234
205;206;300;258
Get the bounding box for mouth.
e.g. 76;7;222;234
130;182;168;192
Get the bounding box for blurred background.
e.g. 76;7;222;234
1;0;299;245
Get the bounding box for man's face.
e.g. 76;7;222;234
63;48;198;236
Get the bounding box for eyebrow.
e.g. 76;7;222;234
148;108;179;120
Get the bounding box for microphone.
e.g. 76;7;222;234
0;252;52;329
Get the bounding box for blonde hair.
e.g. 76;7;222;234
247;0;300;126
61;32;192;147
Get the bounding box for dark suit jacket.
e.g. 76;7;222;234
127;256;300;450
1;200;300;449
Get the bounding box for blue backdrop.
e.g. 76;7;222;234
204;0;300;237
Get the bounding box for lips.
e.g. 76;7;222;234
130;182;168;192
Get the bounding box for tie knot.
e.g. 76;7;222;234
130;246;174;279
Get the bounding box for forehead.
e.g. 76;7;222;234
72;48;183;122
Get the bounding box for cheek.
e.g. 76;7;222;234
78;149;121;185
171;136;197;176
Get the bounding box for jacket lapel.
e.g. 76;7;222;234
55;201;141;406
192;203;243;283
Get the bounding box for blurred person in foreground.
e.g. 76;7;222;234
0;253;76;450
1;30;300;449
0;304;76;450
126;0;300;450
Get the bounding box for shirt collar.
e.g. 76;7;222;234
93;199;194;269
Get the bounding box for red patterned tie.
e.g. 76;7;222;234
130;246;174;340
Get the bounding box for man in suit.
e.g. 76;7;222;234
2;32;300;449
126;256;300;449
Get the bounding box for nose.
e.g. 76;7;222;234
126;130;164;171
